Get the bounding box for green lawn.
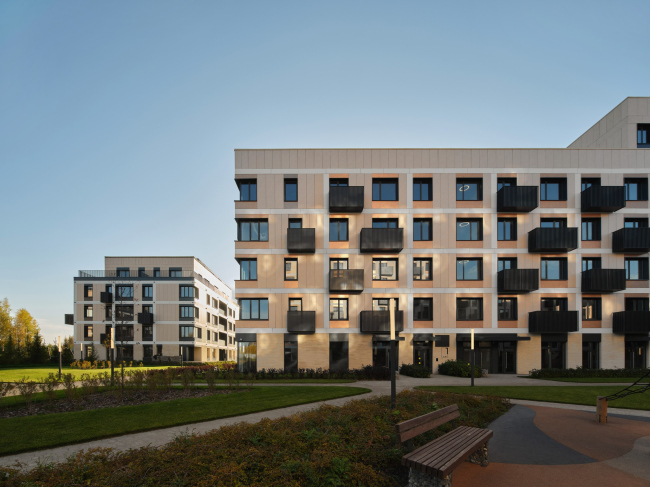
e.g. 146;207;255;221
0;386;370;456
0;365;175;383
535;377;650;384
416;386;650;411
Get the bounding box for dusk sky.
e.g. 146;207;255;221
1;0;648;343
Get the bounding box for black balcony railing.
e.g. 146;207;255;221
613;311;650;334
329;186;364;213
329;269;364;292
359;310;404;333
287;311;316;333
581;186;626;213
137;312;154;325
287;228;316;253
360;228;404;253
496;186;538;212
100;292;113;304
528;311;579;333
612;228;650;253
64;314;74;325
528;227;579;253
497;269;539;293
581;269;626;293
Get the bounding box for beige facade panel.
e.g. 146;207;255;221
257;333;284;370
349;333;373;369
298;334;329;369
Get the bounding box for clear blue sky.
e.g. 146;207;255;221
1;1;648;343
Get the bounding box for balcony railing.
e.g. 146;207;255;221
137;312;154;325
528;311;579;333
581;269;626;293
613;311;650;334
359;310;404;333
612;228;650;253
329;269;364;292
497;269;539;293
528;227;578;253
329;186;364;213
360;228;404;253
287;311;316;333
496;186;538;212
287;228;316;253
581;186;626;213
100;292;113;304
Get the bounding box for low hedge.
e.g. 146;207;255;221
438;360;483;378
529;366;650;379
399;363;431;378
159;365;392;381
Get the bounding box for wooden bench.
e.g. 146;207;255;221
395;404;493;487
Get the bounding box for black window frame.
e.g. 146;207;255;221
413;258;432;281
413;298;433;321
237;179;257;202
142;285;153;300
456;178;483;201
413;178;432;202
179;306;198;320
498;258;517;272
330;258;348;270
456;298;484;321
239;298;269;320
288;218;302;228
413;218;432;241
372;298;399;311
540;217;567;228
540;297;568;312
540;178;567;201
116;268;130;278
329;298;349;321
638;124;650;148
372;178;399;201
116;285;134;300
581;177;601;191
498;298;518;321
372;218;398;228
581;218;601;241
288;298;302;312
179;285;197;300
497;178;516;191
582;298;602;321
456;258;483;281
84;284;93;299
284;258;298;281
625;218;649;228
237;219;269;242
497;218;517;241
626;297;649;312
582;257;602;271
372;258;398;281
541;257;568;280
179;326;195;340
624;178;649;201
329;178;348;187
456;218;483;241
625;257;649;280
169;267;182;278
329;218;349;242
239;258;257;281
115;305;134;321
84;305;93;319
284;178;298;202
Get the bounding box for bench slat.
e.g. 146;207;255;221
396;404;459;434
437;429;493;477
421;429;490;477
397;409;460;443
402;427;469;466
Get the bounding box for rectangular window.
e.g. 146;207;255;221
206;313;211;324
624;178;649;201
284;258;298;281
143;345;153;358
179;285;196;299
498;258;517;272
238;219;269;242
638;124;650;148
329;298;348;320
541;258;568;280
625;218;649;228
582;298;602;321
237;179;257;201
143;324;153;340
582;257;602;271
541;298;568;312
240;298;269;320
413;298;433;320
288;298;302;312
540;178;567;201
116;268;130;277
142;305;152;315
456;258;483;280
288;218;302;228
625;258;649;280
498;298;517;321
138;267;146;277
372;218;398;228
84;306;93;319
626;298;649;312
153;268;160;277
372;178;398;201
456;178;482;201
581;178;600;191
540;218;567;228
330;258;348;270
329;218;349;241
105;306;112;320
497;218;517;241
196;327;202;339
413;178;432;201
239;259;257;281
169;268;182;277
84;285;93;299
142;285;153;299
180;326;194;339
456;298;483;320
456;218;482;241
372;259;398;281
413;258;432;281
284;178;298;202
115;305;134;321
116;285;133;300
497;178;516;191
372;298;398;311
180;306;197;319
581;218;601;241
413;218;432;241
330;178;348;187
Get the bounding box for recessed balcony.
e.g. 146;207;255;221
359;228;404;253
528;311;579;333
580;186;626;213
613;311;650;334
287;228;316;253
287;311;316;334
496;186;538;212
329;186;364;213
100;292;113;304
329;269;364;293
581;269;626;293
612;228;650;253
497;269;539;294
528;227;579;253
359;310;404;334
137;312;154;325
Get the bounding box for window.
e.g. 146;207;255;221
582;298;602;321
413;218;432;241
84;325;93;338
413;178;432;201
169;268;182;277
143;325;153;340
206;312;211;324
498;218;517;241
180;306;198;319
582;218;601;241
179;285;197;299
105;306;112;320
456;178;482;201
330;178;348;187
498;298;517;321
638;124;650;148
581;178;600;191
540;178;567;201
143;345;153;359
284;258;298;280
84;285;93;299
288;298;302;312
240;298;269;320
142;285;153;300
625;258;649;280
196;327;202;339
138;267;146;277
456;258;483;280
413;298;433;320
372;218;398;228
116;285;133;300
329;218;348;241
284;178;298;202
237;179;257;201
372;259;398;280
626;298;649;312
413;258;432;281
540;218;567;228
497;178;516;191
330;259;348;270
239;259;257;281
541;258;568;280
115;305;134;321
329;298;348;320
116;268;130;277
153;268;160;277
624;178;649;201
456;219;482;241
237;219;269;241
288;218;302;229
372;298;398;311
372;178;398;201
540;297;567;312
456;298;483;320
625;218;649;228
180;326;194;339
206;294;210;305
116;325;134;341
582;257;602;271
498;258;517;272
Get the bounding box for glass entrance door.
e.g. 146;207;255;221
413;341;433;373
496;342;516;373
541;341;565;369
373;341;398;369
625;341;647;369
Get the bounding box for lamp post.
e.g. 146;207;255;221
389;299;396;409
57;336;62;379
470;329;475;387
110;331;115;385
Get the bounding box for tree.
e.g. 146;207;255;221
13;308;40;349
61;336;74;365
28;331;50;364
0;335;17;365
0;298;11;347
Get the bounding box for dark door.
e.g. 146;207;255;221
541;341;565;369
496;341;516;373
373;341;398;369
413;341;433;373
284;340;298;373
625;341;647;369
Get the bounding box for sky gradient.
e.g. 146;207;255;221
1;1;649;343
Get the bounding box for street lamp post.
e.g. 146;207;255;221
389;299;396;409
470;329;475;387
57;336;62;379
110;332;115;385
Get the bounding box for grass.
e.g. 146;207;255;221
0;365;175;383
533;377;650;383
0;386;370;456
416;385;650;411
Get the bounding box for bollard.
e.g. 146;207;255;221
596;396;608;423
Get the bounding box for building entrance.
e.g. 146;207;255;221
413;340;433;373
456;335;518;374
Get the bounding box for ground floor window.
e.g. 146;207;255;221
625;340;647;369
143;345;153;359
541;340;565;369
457;340;516;374
219;349;227;361
237;340;257;373
373;341;398;369
582;336;599;369
116;344;134;362
285;340;298;373
179;345;194;362
329;335;349;371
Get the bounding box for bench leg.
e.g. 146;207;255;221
409;468;452;487
466;442;489;467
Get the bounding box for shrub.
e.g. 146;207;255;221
438;360;482;378
399;363;431;378
15;377;38;415
0;382;16;407
529;366;650;379
40;374;60;403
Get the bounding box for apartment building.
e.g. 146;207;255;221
72;257;238;362
233;97;650;375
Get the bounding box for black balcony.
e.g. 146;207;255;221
329;269;364;293
528;227;578;253
613;311;650;334
64;314;74;325
329;186;364;213
582;269;626;293
612;228;650;253
360;228;404;253
287;228;316;253
497;269;539;293
359;310;404;334
100;292;113;304
496;186;538;212
581;186;626;213
529;311;578;333
137;312;154;325
287;311;316;333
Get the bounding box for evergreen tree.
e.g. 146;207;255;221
29;332;49;364
1;335;17;365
